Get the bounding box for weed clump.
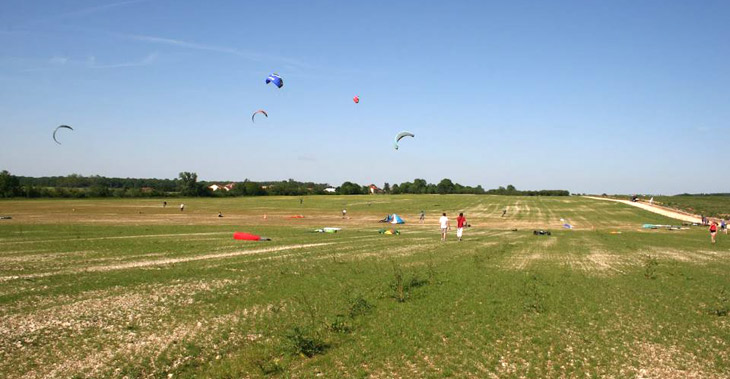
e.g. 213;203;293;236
389;261;430;302
707;289;729;317
285;327;329;358
255;358;284;376
522;274;546;314
327;314;352;334
642;254;659;279
348;295;374;318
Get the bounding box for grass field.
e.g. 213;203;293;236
1;195;729;378
651;196;730;219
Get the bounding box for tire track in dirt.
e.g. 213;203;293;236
0;243;335;282
584;196;702;223
0;232;232;245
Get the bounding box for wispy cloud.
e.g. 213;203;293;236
43;0;152;22
20;52;158;72
49;56;69;65
88;52;158;69
126;34;310;69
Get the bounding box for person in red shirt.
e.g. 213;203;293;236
456;212;467;241
709;221;718;244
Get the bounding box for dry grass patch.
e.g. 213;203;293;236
630;341;722;379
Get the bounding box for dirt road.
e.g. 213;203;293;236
584;196;702;223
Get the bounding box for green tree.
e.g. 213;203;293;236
0;170;21;198
437;178;455;194
178;172;202;196
338;181;364;195
412;178;427;194
383;182;391;193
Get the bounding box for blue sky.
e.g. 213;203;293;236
1;0;728;194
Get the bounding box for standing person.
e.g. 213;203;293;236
502;209;507;217
439;213;450;241
709;221;718;243
342;209;347;219
180;203;185;212
722;219;728;235
163;201;167;208
456;212;467;242
649;197;654;205
419;210;425;223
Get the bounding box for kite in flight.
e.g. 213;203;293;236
251;110;268;123
266;73;283;88
394;131;415;150
353;96;359;104
53;125;73;145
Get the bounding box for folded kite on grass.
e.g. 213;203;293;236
233;232;271;241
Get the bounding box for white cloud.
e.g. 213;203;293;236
126;34;310;69
48;0;153;21
89;52;158;69
49;56;69;65
20;52;158;72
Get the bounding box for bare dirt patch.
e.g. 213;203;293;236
585;196;702;223
0;243;334;282
630;341;721;379
647;248;726;265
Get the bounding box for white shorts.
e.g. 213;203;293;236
456;227;463;238
441;227;448;233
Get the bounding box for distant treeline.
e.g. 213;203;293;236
388;180;569;196
0;170;570;198
675;193;730;197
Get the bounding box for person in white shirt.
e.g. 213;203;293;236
439;213;450;241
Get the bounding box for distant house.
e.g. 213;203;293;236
208;183;235;192
324;187;337;193
369;184;382;194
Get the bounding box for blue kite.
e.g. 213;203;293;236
266;73;283;88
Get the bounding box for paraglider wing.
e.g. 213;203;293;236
251;109;268;123
353;96;359;104
53;125;73;145
265;73;283;88
393;131;415;150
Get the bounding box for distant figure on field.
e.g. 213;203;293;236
456;212;467;242
163;201;167;208
299;198;303;205
502;209;507;217
439;213;450;242
342;209;347;219
721;219;727;235
218;211;223;218
709;222;718;243
649;197;654;205
419;210;425;223
180;203;185;212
